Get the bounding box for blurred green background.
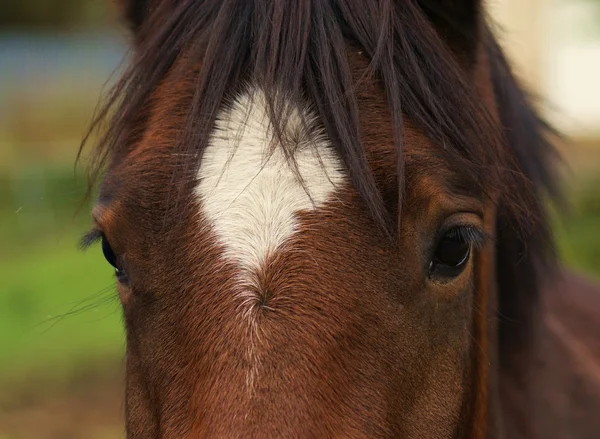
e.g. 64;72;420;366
0;1;598;438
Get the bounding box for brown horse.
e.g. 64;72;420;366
79;0;600;437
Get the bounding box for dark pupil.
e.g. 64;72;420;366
101;237;119;270
434;232;470;267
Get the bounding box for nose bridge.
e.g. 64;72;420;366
179;235;392;436
181;302;386;439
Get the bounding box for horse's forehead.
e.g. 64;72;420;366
98;51;480;234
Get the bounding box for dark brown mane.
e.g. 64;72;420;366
487;33;560;428
81;0;560;427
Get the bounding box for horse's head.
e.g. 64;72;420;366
82;0;557;437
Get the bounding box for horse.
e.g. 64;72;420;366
78;0;600;437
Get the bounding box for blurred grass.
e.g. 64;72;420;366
0;0;112;30
0;86;106;172
0;27;126;439
0;164;124;438
0;231;123;387
554;173;600;278
0;166;124;398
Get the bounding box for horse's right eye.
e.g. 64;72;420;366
101;236;118;269
101;236;128;283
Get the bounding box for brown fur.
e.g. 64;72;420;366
79;1;599;437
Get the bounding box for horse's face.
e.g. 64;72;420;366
86;1;556;437
94;59;494;439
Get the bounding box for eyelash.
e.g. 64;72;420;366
442;225;488;250
79;228;103;251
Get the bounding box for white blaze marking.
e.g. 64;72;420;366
196;88;345;282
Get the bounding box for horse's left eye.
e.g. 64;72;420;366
429;227;472;279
